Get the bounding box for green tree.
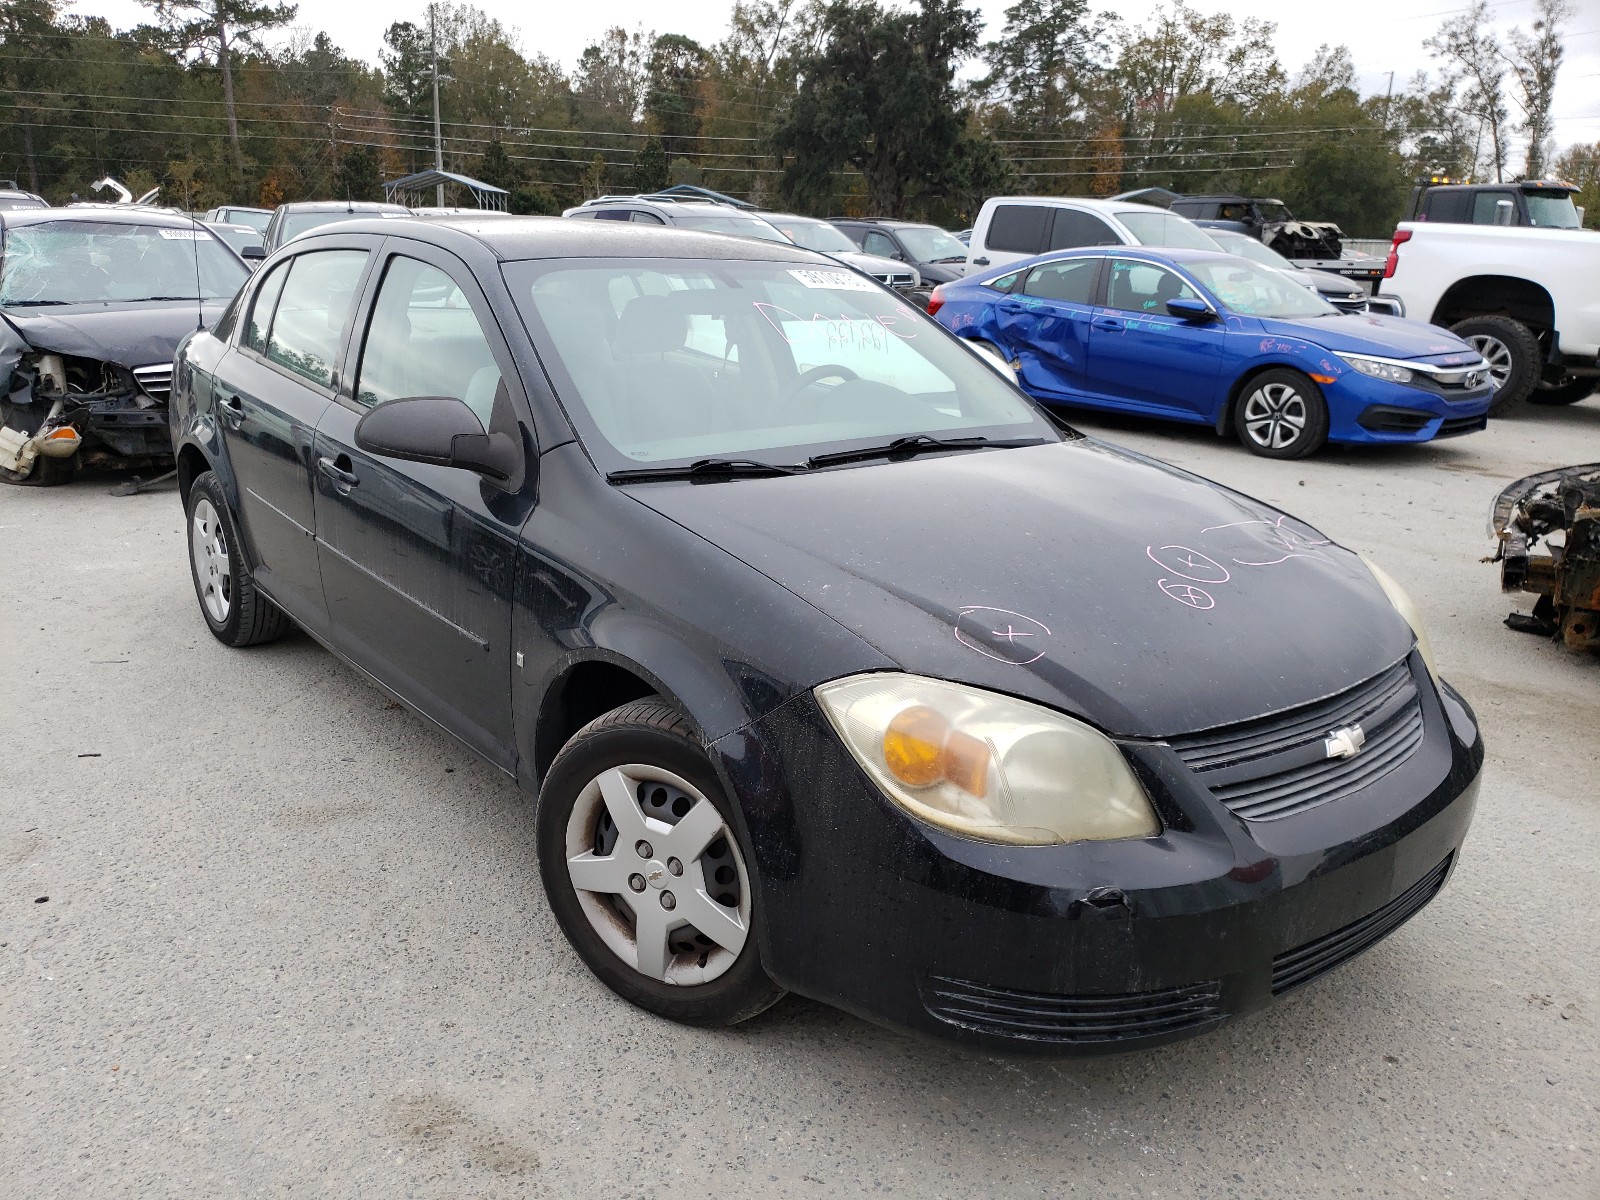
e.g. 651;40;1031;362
771;0;1003;217
575;26;648;129
644;34;711;159
632;136;669;192
1427;0;1508;181
976;0;1114;129
1504;0;1571;178
139;0;299;193
336;145;381;200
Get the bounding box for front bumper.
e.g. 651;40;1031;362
712;662;1482;1055
1328;372;1493;445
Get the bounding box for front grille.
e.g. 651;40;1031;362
1169;658;1424;821
1358;406;1432;434
922;975;1223;1044
1331;296;1368;312
870;271;918;289
132;363;173;401
1272;854;1452;994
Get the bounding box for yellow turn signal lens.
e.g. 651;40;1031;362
883;704;991;797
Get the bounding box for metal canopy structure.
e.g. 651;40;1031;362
383;170;509;211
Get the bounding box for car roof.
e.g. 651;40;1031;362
295;214;826;264
832;218;940;229
277;200;409;213
0;206;205;229
983;196;1170;215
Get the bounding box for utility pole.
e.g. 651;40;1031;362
430;3;445;206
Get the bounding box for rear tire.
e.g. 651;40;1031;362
1528;377;1595;407
1232;368;1330;459
537;699;785;1028
1451;315;1540;415
186;470;290;647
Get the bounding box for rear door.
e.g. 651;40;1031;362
971;203;1052;269
310;240;531;769
990;257;1102;399
210;243;373;626
1084;258;1224;420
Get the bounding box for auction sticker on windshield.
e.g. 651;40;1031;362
788;268;878;292
158;229;202;240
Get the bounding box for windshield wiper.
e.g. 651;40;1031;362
2;298;72;306
931;254;969;264
128;295;202;302
607;457;806;484
806;433;1047;469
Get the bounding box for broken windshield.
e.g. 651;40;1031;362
0;220;248;306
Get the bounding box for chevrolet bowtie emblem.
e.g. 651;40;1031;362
1324;724;1367;760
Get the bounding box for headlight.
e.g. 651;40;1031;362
1360;557;1439;684
1340;353;1415;384
814;673;1160;846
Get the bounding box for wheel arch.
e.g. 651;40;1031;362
1217;361;1314;435
1430;275;1555;333
529;650;698;788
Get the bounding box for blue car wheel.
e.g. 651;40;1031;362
1232;368;1330;460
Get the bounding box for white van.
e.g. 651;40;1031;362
965;196;1219;270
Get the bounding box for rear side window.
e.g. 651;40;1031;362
264;249;368;388
1421;190;1470;223
1021;259;1100;305
356;256;502;428
245;261;290;353
1047;209;1120;250
985;204;1052;254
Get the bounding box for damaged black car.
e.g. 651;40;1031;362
0;208;249;485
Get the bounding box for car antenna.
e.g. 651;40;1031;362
189;214;205;331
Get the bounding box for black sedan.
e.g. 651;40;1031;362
170;218;1483;1053
0;207;250;484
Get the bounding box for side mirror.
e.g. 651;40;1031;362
1494;199;1515;226
355;396;523;482
241;245;266;260
1166;297;1216;321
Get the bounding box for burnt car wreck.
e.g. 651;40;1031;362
1491;463;1600;652
0;208;248;485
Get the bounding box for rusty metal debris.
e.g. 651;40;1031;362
1490;463;1600;653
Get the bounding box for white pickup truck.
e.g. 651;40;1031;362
1377;222;1600;413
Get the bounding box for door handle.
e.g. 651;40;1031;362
972;256;991;266
1092;317;1124;331
317;455;360;489
218;394;244;426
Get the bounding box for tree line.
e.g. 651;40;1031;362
1;0;1594;235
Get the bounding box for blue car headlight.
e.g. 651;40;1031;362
1339;353;1415;384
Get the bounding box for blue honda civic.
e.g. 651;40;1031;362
927;247;1494;459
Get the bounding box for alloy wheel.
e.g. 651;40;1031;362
1464;333;1514;391
563;764;751;986
190;496;232;623
1241;381;1308;451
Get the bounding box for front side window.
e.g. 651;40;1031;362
669;209;789;243
0;219;248;306
1104;260;1201;314
862;230;899;258
631;211;666;225
1022;259;1099;305
896;226;968;263
264;249;368;387
1470;191;1517;225
508;257;1057;469
770;218;859;254
1115;211;1219;250
356;257;503;427
985;204;1051;254
245;260;291;353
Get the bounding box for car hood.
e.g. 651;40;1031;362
0;299;230;369
835;250;916;279
630;440;1413;738
1256;312;1479;364
1299;268;1364;298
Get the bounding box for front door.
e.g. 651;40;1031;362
212;246;371;623
1085;258;1224;420
311;244;531;769
991;257;1101;399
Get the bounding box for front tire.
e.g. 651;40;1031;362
186;470;290;647
1528;376;1595;407
1233;368;1330;459
537;699;785;1027
1451;315;1540;415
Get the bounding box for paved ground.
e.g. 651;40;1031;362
2;404;1596;1199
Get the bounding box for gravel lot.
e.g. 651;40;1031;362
2;405;1596;1199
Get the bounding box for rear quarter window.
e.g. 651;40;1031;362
985;205;1052;255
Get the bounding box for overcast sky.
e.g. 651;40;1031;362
64;0;1600;154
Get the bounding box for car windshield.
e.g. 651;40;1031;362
227;210;271;233
280;209;403;241
1524;193;1581;229
770;218;858;254
1210;231;1292;270
508;257;1055;469
0;219;248;305
1185;257;1336;319
896;226;969;261
1115;211;1220;250
668;209;789;243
